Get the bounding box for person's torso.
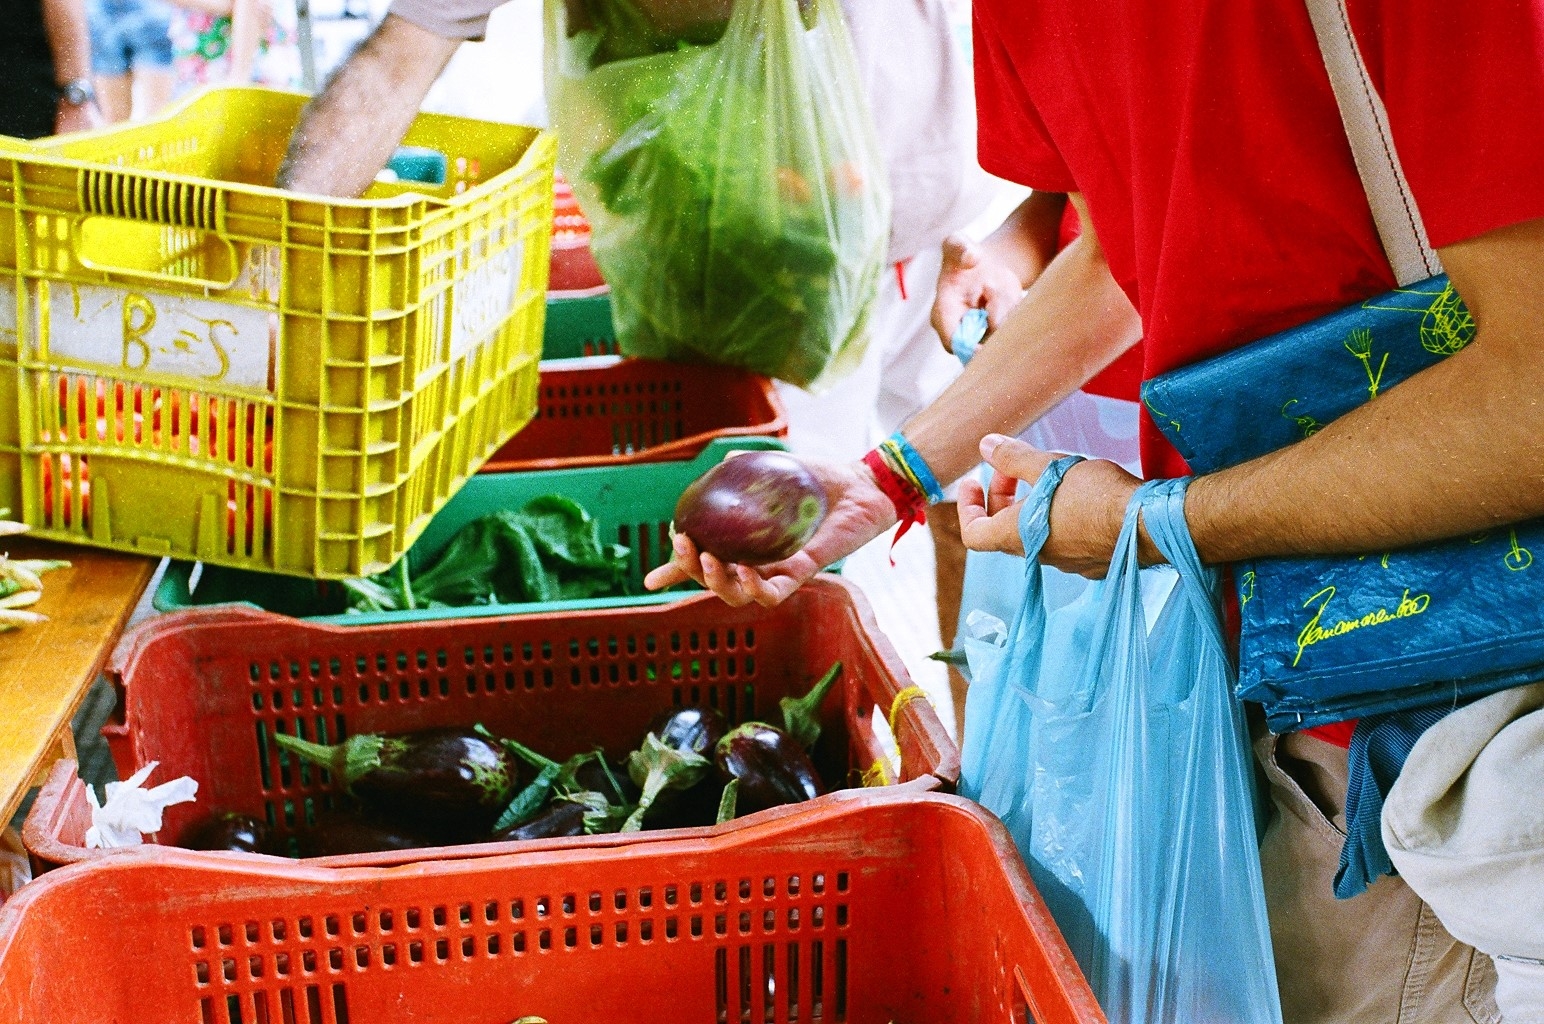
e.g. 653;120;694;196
842;0;989;262
976;0;1541;477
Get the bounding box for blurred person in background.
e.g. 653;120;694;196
2;0;105;137
170;0;301;93
86;0;176;121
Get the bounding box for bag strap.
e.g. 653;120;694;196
1016;455;1087;563
1302;0;1443;285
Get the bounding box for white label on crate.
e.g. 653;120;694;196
0;285;16;347
38;281;276;393
449;240;523;362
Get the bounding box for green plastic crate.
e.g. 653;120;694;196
542;292;618;358
154;436;786;625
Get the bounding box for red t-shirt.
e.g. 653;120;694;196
975;0;1544;744
1059;204;1144;401
975;0;1544;479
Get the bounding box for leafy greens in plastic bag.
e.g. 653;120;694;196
344;495;629;612
545;0;890;389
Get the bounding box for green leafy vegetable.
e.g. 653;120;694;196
343;495;629;613
548;0;889;388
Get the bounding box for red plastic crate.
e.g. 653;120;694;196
478;357;788;473
24;576;956;873
549;170;607;293
0;791;1105;1024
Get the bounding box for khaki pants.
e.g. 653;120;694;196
1257;730;1502;1024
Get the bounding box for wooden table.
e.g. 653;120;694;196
0;538;156;826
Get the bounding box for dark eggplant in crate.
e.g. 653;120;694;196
98;580;935;861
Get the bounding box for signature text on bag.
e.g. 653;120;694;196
1294;585;1432;666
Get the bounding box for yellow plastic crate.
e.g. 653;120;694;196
0;86;553;578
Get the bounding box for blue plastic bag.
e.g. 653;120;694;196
964;465;1282;1024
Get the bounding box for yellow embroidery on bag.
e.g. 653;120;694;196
1293;585;1431;667
1343;328;1389;399
1506;529;1534;572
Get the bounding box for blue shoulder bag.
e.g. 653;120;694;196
1140;0;1544;730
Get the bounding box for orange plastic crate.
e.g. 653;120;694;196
24;576;957;873
0;791;1105;1024
479;357;788;473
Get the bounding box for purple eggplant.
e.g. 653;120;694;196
715;722;825;814
649;704;728;757
492;800;588;842
181;812;275;854
294;812;439;857
572;755;640;805
273;726;524;834
673;451;828;565
630;705;729;829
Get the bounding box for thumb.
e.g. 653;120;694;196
979;433;1055;483
941;233;981;270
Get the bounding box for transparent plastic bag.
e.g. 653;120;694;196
966;464;1282;1024
544;0;890;389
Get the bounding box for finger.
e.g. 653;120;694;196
986;469;1021;517
753;547;823;588
931;290;974;351
701;552;754;607
957;479;989;535
733;564;798;609
939;233;979;270
980;434;1056;484
960;502;1027;556
643;532;707;592
643;561;691;591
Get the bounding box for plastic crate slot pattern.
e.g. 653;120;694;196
36;375;275;471
81;168;220;231
246;626;763;839
182;872;847;1024
535;376;688;457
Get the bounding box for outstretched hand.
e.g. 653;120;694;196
958;434;1154;577
643;457;897;607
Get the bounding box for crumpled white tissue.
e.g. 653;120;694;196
84;761;198;849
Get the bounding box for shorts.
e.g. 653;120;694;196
88;0;176;77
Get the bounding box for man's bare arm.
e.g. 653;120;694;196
969;214;1544;573
910;193;1141;486
277;15;459;197
646;192;1143;605
1185;215;1544;561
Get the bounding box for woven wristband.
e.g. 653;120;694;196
862;433;941;560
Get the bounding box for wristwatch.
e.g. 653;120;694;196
57;78;96;107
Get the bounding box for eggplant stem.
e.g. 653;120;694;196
780;661;842;749
497;734;561;773
716;778;740;825
273;732;381;786
397;557;415;611
593;751;626;802
621;734;709;832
